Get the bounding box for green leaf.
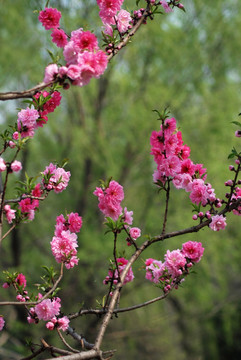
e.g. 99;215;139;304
231;121;241;127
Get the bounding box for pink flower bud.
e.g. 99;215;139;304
11;160;22;173
2;282;10;289
192;214;198;220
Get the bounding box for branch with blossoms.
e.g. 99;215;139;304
0;1;241;360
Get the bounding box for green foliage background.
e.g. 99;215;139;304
0;0;241;359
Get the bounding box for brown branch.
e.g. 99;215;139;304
66;327;95;351
0;82;54;101
57;328;80;353
0;223;17;244
162;179;171;234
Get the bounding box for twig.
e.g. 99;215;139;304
162;179;171;234
57;328;80;353
66;327;94;350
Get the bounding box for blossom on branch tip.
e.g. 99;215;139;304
51;230;79;269
4;205;16;224
42;163;71;193
39;8;62;30
209;214;227;231
116;10;132;33
34;298;61;321
11;160;22;173
129;227;141;240
51;29;68;48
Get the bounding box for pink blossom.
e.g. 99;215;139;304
235;130;241;137
57;316;70;331
182;241;204;263
104;257;134;286
209;215;227;231
39;8;62;30
63;41;79;65
123;207;133;226
160;0;173;13
158;155;181;178
103;23;113;36
163;117;176;136
2;282;10;289
67;212;83;233
164;249;186;278
17;107;39;138
46;321;55;330
35;298;60;321
94;50;108;78
116;10;132;33
43;163;71;193
67;65;82;80
129;227;141;240
180;159;195;176
11;160;22;173
0;317;5;331
94;180;124;221
145;259;165;283
16;273;27;289
97;0;124;24
51;28;68;47
13;132;19;140
72;30;99;51
51;230;79;269
43;64;59;83
4;205;16;224
189;179;209;206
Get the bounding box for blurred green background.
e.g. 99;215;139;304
0;0;241;359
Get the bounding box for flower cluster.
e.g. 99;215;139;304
51;212;82;269
0;317;5;332
103;257;134;286
42;163;71;194
97;0;132;36
28;295;69;331
145;241;204;292
16;91;61;139
39;7;108;88
150;117;219;211
94;180;124;221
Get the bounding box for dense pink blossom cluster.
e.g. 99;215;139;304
94;180;124;221
145;241;204;291
18;183;42;221
46;315;70;331
42;163;71;193
17;107;40;138
39;7;108;87
103;257;134;286
96;0;132;36
150;118;217;208
51;212;82;269
33;91;62;127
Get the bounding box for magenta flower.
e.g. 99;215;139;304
43;163;71;193
15;273;27;289
51;28;68;48
0;316;5;331
67;212;83;233
209;215;227;231
51;230;79;269
39;8;62;30
182;241;204;263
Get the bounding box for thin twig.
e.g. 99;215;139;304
162;179;171;234
57;328;80;353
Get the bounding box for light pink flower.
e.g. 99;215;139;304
4;204;16;224
0;317;5;331
51;28;68;48
43;64;59;83
17;107;39;138
67;65;82;80
164;249;186;278
57;316;70;331
182;241;204;263
123;207;133;225
35;298;60;321
116;10;132;33
51;230;79;269
43;163;71;193
11;160;22;173
39;8;61;30
160;0;173;13
129;227;141;240
209;215;227;231
63;41;79;65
